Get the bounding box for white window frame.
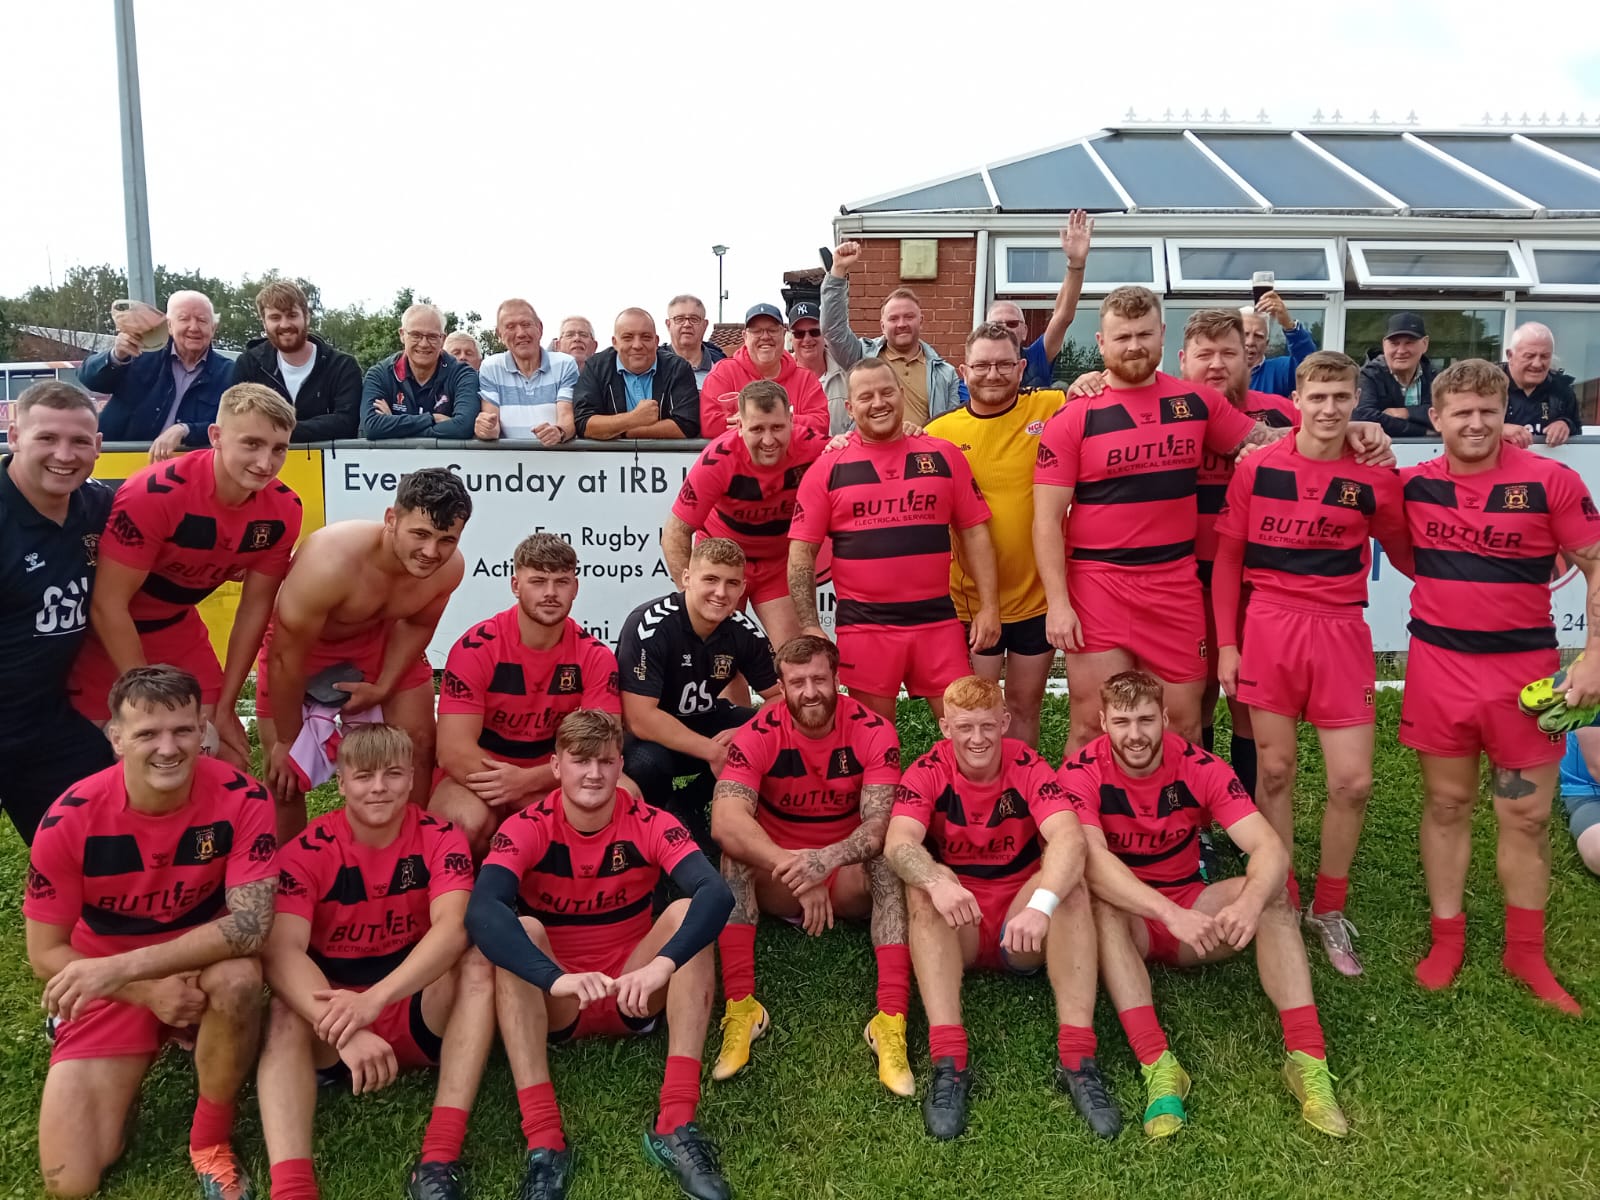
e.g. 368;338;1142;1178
994;236;1165;296
1340;299;1512;359
1348;240;1532;289
1521;240;1600;297
1164;238;1340;293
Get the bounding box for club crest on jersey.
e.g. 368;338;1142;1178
995;790;1021;820
1338;481;1362;508
1503;485;1530;511
836;749;853;777
81;533;99;566
913;453;937;475
194;826;217;862
556;666;579;694
610;843;629;873
396;858;418;891
1167;395;1192;420
711;654;735;681
241;520;278;550
1163;785;1181;810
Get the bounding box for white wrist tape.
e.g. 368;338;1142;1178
1026;888;1060;917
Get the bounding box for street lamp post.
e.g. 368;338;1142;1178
712;245;729;324
114;0;155;305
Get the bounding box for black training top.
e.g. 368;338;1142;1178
615;591;776;719
0;458;113;733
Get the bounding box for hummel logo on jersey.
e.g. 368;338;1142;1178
635;596;678;641
23;553;43;572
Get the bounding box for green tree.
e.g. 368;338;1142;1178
1051;337;1103;385
6;264;127;345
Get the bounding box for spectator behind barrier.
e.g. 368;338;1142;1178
1241;289;1317;398
359;302;485;441
699;304;829;440
819;242;960;426
1504;322;1580;447
444;331;482;371
81;290;233;461
1354;312;1439;438
664;294;726;391
571;308;700;440
787;301;849;434
230;279;362;443
475;298;578;445
556;315;598;372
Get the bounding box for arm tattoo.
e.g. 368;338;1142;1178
713;779;759;812
1233;420;1290;454
788;544;821;630
826;784;895;869
217;879;277;955
867;855;908;947
721;855;760;925
1491;767;1538;801
885;840;947;889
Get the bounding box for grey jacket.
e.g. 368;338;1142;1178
820;272;961;429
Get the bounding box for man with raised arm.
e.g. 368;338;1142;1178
1213;351;1411;976
789;358;999;721
71;383;303;767
708;635;911;1094
663;379;828;651
885;675;1116;1141
1402;359;1600;1014
430;533;621;859
1064;670;1347;1141
466;710;735;1200
260;724;494;1200
261;468;472;839
25;666;278;1199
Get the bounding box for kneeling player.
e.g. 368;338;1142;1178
1213;351;1412;976
1063;670;1347;1139
617;538;779;845
25;666;278;1198
431;532;621;858
467;711;735;1200
1559;728;1600;876
709;635;912;1093
885;676;1117;1140
260;725;494;1200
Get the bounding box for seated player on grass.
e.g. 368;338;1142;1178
466;710;735;1200
24;665;277;1199
1063;670;1347;1140
1213;350;1413;976
708;635;912;1093
260;724;494;1200
430;532;621;859
885;676;1118;1141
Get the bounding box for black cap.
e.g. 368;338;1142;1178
788;301;820;324
1385;312;1427;340
744;303;785;326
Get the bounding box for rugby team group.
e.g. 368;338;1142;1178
6;277;1599;1200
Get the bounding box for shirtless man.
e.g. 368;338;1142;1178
262;468;472;840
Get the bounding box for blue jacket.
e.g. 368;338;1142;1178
80;340;232;447
1249;323;1317;397
359;351;480;440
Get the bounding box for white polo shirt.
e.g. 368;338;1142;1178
477;349;578;437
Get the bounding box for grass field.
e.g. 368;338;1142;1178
1;691;1597;1200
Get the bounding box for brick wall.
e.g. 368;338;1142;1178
844;237;977;365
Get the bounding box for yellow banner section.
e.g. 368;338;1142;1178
90;449;328;658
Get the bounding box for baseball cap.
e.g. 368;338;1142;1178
744;303;785;326
788;301;820;325
1385;312;1427;340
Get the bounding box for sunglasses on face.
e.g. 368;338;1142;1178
791;329;822;340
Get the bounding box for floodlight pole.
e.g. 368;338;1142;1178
712;245;729;323
115;0;156;304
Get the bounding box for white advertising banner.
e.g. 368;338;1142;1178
321;442;1600;665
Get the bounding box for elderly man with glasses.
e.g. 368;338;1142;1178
664;294;727;391
360;302;487;441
